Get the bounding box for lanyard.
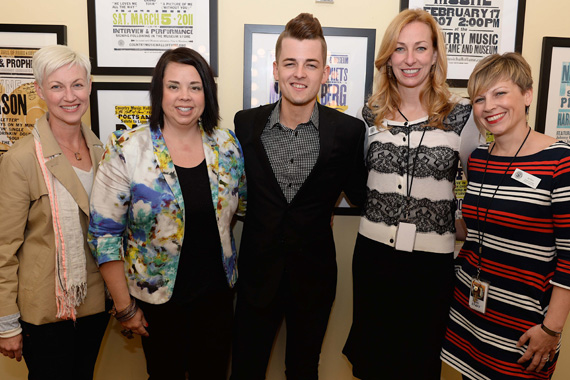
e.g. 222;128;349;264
474;127;531;280
397;109;427;220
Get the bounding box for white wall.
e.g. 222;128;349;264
2;1;570;379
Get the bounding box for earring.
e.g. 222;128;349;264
430;64;436;76
386;65;393;79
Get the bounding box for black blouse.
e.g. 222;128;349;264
170;160;227;303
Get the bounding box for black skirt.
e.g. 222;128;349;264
343;233;455;380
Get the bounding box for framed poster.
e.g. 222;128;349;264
535;37;570;143
401;0;526;87
243;24;376;118
87;0;218;76
0;24;66;154
90;82;151;144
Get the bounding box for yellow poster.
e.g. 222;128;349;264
0;48;47;154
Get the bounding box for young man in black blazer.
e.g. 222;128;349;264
231;13;367;380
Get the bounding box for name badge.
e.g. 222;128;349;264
368;125;380;136
395;222;416;252
512;168;541;189
469;278;490;314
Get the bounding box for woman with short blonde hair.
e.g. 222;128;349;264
0;44;107;380
442;52;570;380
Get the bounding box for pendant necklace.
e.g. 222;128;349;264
58;142;83;161
398;108;427;220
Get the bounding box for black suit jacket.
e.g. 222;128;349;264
235;102;367;309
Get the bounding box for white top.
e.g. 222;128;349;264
73;166;94;199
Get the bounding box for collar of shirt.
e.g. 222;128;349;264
267;100;320;131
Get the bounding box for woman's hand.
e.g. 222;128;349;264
455;218;467;241
97;261;149;337
516;324;559;372
0;334;23;361
117;305;149;338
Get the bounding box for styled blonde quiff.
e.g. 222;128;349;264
275;13;327;63
32;45;91;87
368;9;453;129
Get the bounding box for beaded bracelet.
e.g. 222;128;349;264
110;297;139;322
541;323;563;337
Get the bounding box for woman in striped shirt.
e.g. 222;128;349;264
441;53;570;379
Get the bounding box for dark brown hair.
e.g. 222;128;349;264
275;13;327;62
149;47;219;134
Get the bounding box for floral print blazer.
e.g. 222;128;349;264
88;125;246;304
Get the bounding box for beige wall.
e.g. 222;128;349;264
2;1;570;379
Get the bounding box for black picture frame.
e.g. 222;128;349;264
535;37;570;138
400;0;526;87
0;24;67;154
0;24;67;45
87;0;218;76
334;194;362;216
243;24;376;115
90;82;151;142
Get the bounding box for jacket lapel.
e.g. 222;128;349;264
202;128;219;212
252;103;288;203
86;126;105;176
290;103;336;203
151;126;185;213
313;103;336;172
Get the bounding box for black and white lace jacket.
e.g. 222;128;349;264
359;95;482;254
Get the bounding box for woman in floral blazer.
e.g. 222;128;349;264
88;48;246;379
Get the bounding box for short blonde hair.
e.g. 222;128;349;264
33;45;91;87
467;52;533;101
368;9;452;129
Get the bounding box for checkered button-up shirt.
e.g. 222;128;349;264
260;101;320;203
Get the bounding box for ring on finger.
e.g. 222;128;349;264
120;329;134;339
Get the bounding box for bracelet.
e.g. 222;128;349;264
541;323;563;337
110;297;139;322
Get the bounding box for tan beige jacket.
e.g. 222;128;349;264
0;114;106;325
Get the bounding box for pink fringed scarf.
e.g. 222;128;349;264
33;130;87;320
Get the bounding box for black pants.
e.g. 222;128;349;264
230;278;334;380
138;288;234;380
21;312;109;380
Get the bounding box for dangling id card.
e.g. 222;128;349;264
469;278;490;314
395;222;416;252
